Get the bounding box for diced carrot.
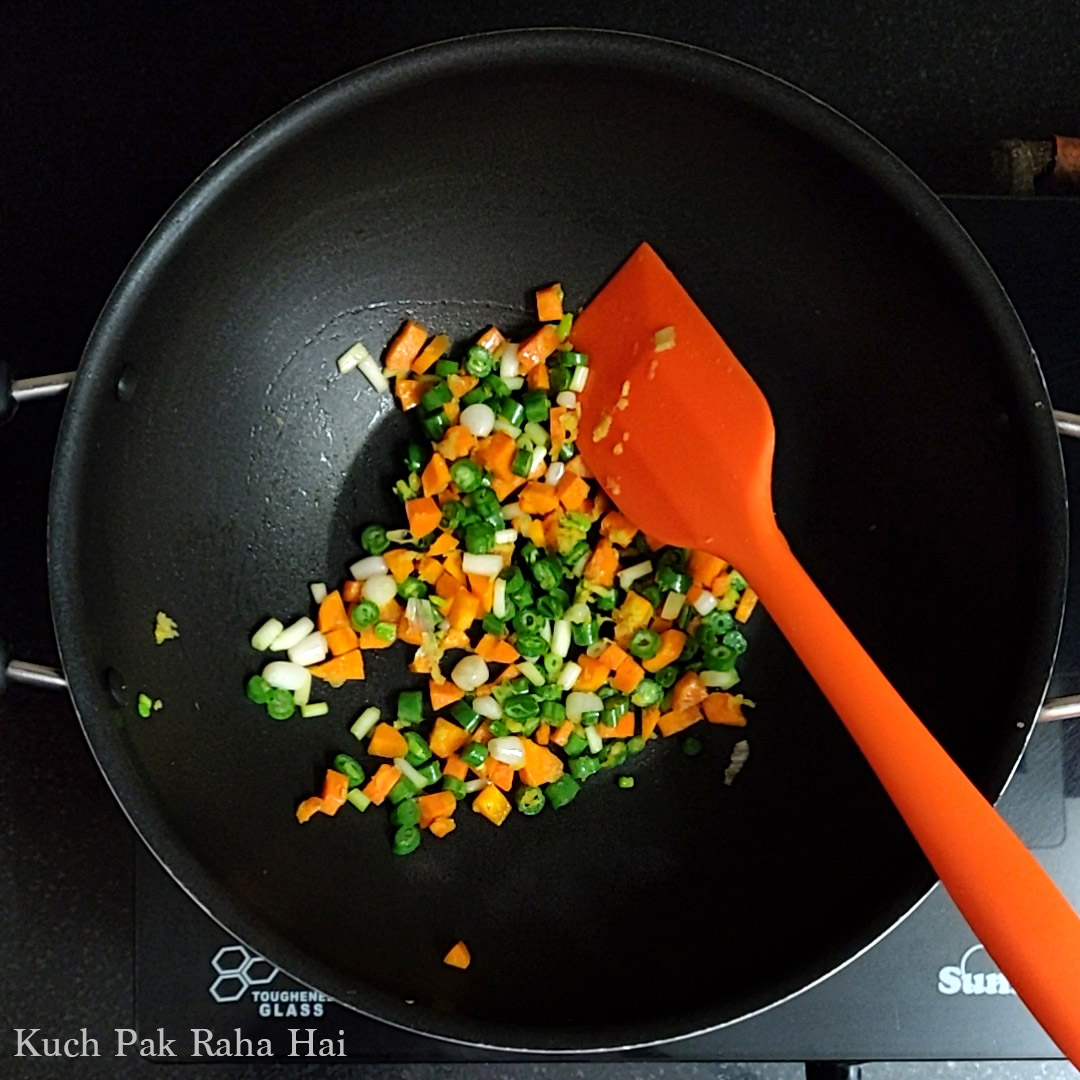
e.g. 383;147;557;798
381;597;403;622
493;664;520;685
671;672;709;713
688;550;728;587
357;625;395;649
536;722;551;746
320;769;349;815
487;760;515;791
657;705;704;737
437;424;476;461
573;654;610;692
612;656;645;694
383;549;417;584
408;650;433;673
649;616;673;634
342;580;363;603
529;519;547;549
584;538;618;587
416;556;443;586
642;629;687;673
447;590;480;631
443;940;471;968
442;550;465;582
517;324;559;373
686;582;705;608
597;711;635;738
368;723;408;758
477;325;506;353
405;496;441;539
472;432;517;479
295;796;324;824
418;791;457;828
430;717;469;758
467;573;496;614
536;283;564;322
384;319;429;373
411;332;449;374
430;679;464;711
613;591;653;646
472;784;511;825
549;405;568;458
702;693;749;727
711;570;733;596
641;706;661;741
526;362;550;390
430;817;456;838
325;625;359;656
519;739;565;787
442;627;471;650
398;617;424;646
308;649;365;684
518;481;559;516
474;634;519;665
555;471;589;511
420;452;451;497
551;719;575;746
361;763;401;806
444;754;468;781
447;372;478;398
564;454;589;478
444;399;460;425
317;590;350;634
735;586;758;623
599;641;629;671
427;532;457;558
539;511;559;552
601;511;638;547
492;475;526;502
394;377;424;411
472;719;493;745
435;571;463;600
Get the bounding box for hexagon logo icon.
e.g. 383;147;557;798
209;944;279;1001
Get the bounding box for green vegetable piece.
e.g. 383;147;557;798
404;731;432;766
629;628;661;660
564;731;588;758
556;313;574;341
416;759;442;786
443;776;467;801
482;613;506;636
246;675;272;705
397;690;424;727
434;358;459;378
654;666;678;689
397;576;428;600
392;824;422;855
404;442;426;472
333;754;366;788
361;524;390;555
539;698;565;723
545;774;581;808
388;776;420;804
580;710;600;727
572;619;598;647
392;798;421;826
460;741;488;768
627;736;646;756
532;556;564;592
137;693;153;718
351;599;379;630
503;694;539;721
682;736;704;757
618;776;635;789
450;700;481;733
483;373;510;398
511;448;533;478
568;756;599;781
600;740;628;769
465;522;496;555
488;719;510;738
266;688;295;721
722;629;748;654
631;679;662;708
460;384;492;407
561;350;588;367
420;409;450;441
515;633;546;658
515;786;546;815
522;389;550;423
499;398;525;426
465;345;494;377
450;459;482;493
374;621;397;643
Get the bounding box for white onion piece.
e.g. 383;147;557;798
350;707;381;742
451;655;489;691
493;418;521;438
462;553;503;577
309;582;328;605
501;501;523;520
492;530;515;547
545;461;565;486
585;640;608;659
556;391;577;408
460;402;496;438
565;603;591;625
517;661;544;687
492;578;508;619
693;590;718;616
385;528;412;543
566;691;603;722
524;421;549;447
585;724;604;755
337;340;374;374
350;555;388;580
661;591;686;620
293;669;312;707
394;757;430;790
499;343;519;379
473;695;503;720
269;617;314;652
288;631;329;667
529;446;547;476
251;617;284;651
571;553;589;577
551;619;571;658
617;560;653;591
362;574;398;607
464;778;489;794
358;356;389;393
557;661;582;691
540;620;552;643
504;375;524;390
569;366;589;393
701;668;740;690
488;736;525;767
262;661;310;691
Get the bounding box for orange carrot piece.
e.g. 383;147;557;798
612;656;645;694
317;590;350;634
597;711;635;738
477;325;506;353
642;629;688;673
641;706;661;741
442;627;471;650
342;580;363;603
518;481;560;516
384;319;428;373
416;555;443;586
430;679;464;711
428;531;459;557
711;570;733;597
551;719;575;746
411;332;449;374
600;511;638;547
443;941;472;968
447;372;479;398
555;471;590;511
361;763;401;806
573;655;610;692
405;496;441;539
435;571;463;600
535;283;564;322
308;649;365;683
320;769;349;815
517;324;559;372
442;550;466;582
536;722;551;746
657;705;704;737
584;538;618;587
526;362;550;390
398;617;424;646
394;377;424;411
444;399;461;425
491;475;526;502
295;796;324;824
542;510;562;552
368;723;409;759
487;760;515;792
598;641;629;671
383;549;417;583
519;739;565;787
418;791;457;828
421;452;451;497
437;424;476;461
671;672;709;713
430;816;457;838
358;626;395;649
688;550;728;587
472;432;517;479
735;586;758;623
702;693;749;727
325;625;359;657
444;753;468;781
467;572;496;614
475;634;519;665
447;589;480;631
429;717;469;758
472;719;493;745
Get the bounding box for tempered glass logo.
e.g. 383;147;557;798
936;944;1016;996
209;946;328;1017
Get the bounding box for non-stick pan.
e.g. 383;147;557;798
1;29;1071;1052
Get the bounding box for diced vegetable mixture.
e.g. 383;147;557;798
246;283;758;853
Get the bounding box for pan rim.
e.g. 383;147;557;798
47;26;1067;1054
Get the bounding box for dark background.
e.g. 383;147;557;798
3;2;1079;1078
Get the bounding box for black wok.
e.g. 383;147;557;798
6;30;1067;1052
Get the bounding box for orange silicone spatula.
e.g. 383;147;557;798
572;242;1080;1062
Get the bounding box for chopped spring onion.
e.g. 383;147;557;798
654;325;676;352
451;655;489;691
494;528;517;546
473;695;503;720
358;356;389;393
287;630;329;667
566;691;603;722
269;617;314;652
262;661;311;692
309;581;328;605
661;591;686;620
251;617;284;652
493;418;522;439
585;725;604;755
346;789;372;812
724;740;750;786
300;701;329;718
350;706;382;742
293;670;312;707
617;560;653;591
585;640;608;659
524;421;549;448
564;603;591;625
701;668;741;690
464;778;489;794
557;661;582;690
394;756;430;790
529;446;547;475
693;589;718;616
551;619;571;658
499;344;519;379
555;391;577;408
385;528;412;543
545;460;565;486
504;375;525;391
462;553;503;577
501;501;523;520
569;365;589;393
350;555;388;580
337;339;374;374
517;661;544;687
492;578;508;619
361;574;398;607
488;736;526;767
460;402;496;437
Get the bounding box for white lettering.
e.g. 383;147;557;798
191;1029;213;1057
289;1028;315;1057
14;1029;40;1057
257;1038;273;1056
937;965;961;994
115;1029;138;1056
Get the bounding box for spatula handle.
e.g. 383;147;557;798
748;530;1080;1063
